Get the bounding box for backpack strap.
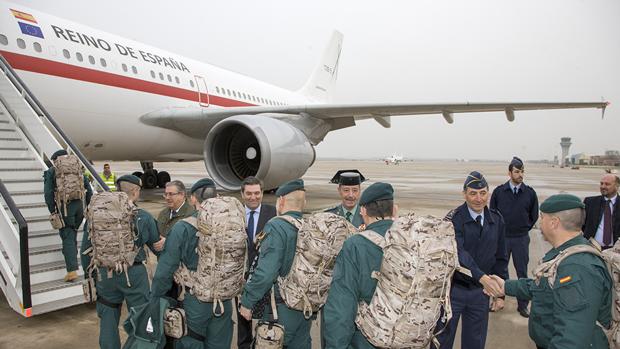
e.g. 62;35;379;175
533;242;603;288
357;230;386;249
275;215;303;230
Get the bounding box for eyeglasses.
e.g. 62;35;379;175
163;192;182;198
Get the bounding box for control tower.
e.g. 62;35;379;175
560;137;572;168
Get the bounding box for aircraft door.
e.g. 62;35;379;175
195;75;210;107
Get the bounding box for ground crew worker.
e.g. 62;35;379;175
157;180;195;238
490;156;539;318
435;171;508;349
239;179;315;348
491;194;612;349
325;170;365;228
43;149;92;282
323;182;396;348
151;178;233;349
80;174;163;349
99;163;117;191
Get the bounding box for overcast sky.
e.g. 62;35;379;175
16;0;620;161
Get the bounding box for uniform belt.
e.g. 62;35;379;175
97;297;122;309
188;327;206;342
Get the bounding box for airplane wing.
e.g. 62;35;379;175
140;101;609;139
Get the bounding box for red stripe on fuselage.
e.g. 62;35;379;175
0;50;256;108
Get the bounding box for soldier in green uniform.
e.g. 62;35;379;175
156;180;195;238
151;178;233;349
491;194;612;349
43;149;92;282
80;175;163;349
323;182;396;349
239;179;315;348
325;170;366;228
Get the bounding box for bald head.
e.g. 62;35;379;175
276;190;306;215
600;174;620;199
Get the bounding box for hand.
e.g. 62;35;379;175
239;305;252;321
489;275;506;297
490;297;505;312
153;236;166;251
479;274;503;297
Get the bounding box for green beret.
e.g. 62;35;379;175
116;174;142;187
275;179;305;197
540;194;585;213
191;178;216;193
359;182;394;206
51;149;68;160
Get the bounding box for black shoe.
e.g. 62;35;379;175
518;308;530;318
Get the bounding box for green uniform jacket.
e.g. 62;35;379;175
240;211;304;309
81;208;161;270
505;235;612;349
156;200;195;238
151;213;200;298
43;167;92;215
323;219;393;349
325;204;364;228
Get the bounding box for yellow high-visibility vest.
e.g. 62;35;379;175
100;172;117;191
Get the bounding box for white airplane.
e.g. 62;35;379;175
0;1;608;190
384;155;404;165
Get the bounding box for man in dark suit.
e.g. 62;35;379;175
583;174;620;250
236;176;277;349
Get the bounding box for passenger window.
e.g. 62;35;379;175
88;55;95;65
215;86;220;93
167;74;172;82
16;38;25;49
175;76;180;84
62;49;70;59
190;80;195;88
76;52;83;62
227;89;231;96
33;42;42;52
0;34;8;46
132;66;138;74
233;91;237;97
100;58;107;67
150;70;155;78
122;63;128;72
159;72;164;80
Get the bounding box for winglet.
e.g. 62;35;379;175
602;98;610;119
297;30;343;103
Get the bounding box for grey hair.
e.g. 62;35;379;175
165;180;186;196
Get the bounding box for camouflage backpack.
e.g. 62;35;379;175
277;213;357;318
84;192;138;285
174;196;247;314
53;154;85;214
355;213;460;348
533;241;620;348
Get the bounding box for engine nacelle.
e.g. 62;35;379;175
204;115;316;191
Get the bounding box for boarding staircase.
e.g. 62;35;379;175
0;55;108;316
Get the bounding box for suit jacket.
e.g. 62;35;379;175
583;195;620;245
247;204;277;268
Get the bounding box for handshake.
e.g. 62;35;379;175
480;274;506;298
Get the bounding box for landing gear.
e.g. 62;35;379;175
139;161;170;189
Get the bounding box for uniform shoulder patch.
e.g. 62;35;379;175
255;231;267;243
443;209;456;222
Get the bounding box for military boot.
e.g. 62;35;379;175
64;271;78;282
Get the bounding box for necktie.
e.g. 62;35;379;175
476;215;483;237
345;211;352;222
604;200;613;246
513;187;518;195
247;210;256;245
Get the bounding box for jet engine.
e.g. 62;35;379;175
204;114;316;191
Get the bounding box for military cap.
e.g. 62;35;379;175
190;178;216;193
510;156;524;170
540;194;585;213
330;170;366;185
275;179;305;197
116;174;142;187
359;182;394;206
463;171;488;190
51;149;68;160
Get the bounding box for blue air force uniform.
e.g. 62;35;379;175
436;172;509;349
490;157;539;314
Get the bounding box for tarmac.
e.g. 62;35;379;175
0;159;606;349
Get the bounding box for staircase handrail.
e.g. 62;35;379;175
0;54;109;192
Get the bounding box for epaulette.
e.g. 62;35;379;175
443;208;458;222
